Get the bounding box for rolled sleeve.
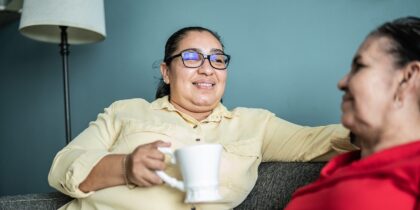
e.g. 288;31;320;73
48;102;120;198
48;149;110;198
330;125;359;153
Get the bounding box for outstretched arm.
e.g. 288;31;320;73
262;116;358;162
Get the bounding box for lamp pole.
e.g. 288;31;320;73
19;0;106;145
59;26;71;144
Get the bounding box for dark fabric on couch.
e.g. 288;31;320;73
0;162;324;210
235;162;324;210
0;192;72;210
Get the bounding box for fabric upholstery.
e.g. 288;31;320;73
0;192;72;210
0;162;324;210
235;162;324;210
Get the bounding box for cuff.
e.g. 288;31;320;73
331;125;360;153
61;150;110;198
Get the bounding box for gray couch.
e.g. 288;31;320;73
0;162;324;210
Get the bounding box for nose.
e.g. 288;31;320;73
337;73;349;91
197;58;214;75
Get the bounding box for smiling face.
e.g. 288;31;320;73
337;36;402;139
160;31;227;119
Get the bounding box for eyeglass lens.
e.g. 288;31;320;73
181;51;229;69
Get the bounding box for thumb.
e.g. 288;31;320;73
153;140;171;148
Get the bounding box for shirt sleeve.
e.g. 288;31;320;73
261;115;358;162
48;102;121;198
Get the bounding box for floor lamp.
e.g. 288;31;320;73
18;0;106;144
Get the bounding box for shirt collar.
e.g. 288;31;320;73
151;96;234;122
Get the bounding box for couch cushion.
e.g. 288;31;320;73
0;162;324;210
234;162;325;210
0;192;72;210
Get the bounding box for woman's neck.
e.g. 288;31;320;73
361;136;419;157
360;118;420;157
169;100;213;122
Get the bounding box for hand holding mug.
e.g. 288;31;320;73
125;140;171;187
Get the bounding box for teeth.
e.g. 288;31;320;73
194;83;213;87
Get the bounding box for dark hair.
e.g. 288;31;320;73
155;26;225;99
369;16;420;68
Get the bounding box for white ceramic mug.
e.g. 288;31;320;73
156;144;223;203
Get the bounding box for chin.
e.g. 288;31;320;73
197;102;219;110
193;96;220;106
340;114;354;130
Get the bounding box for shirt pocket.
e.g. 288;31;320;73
109;120;181;153
219;138;262;203
223;138;262;158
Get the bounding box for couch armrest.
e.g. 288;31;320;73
234;162;325;210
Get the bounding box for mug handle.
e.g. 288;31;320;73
156;147;185;191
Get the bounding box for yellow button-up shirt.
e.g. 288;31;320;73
48;96;356;210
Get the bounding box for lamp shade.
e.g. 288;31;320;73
19;0;106;44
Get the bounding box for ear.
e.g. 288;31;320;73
160;62;170;84
395;61;420;102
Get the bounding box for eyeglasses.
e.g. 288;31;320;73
165;49;231;70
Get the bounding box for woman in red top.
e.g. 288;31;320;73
285;16;420;210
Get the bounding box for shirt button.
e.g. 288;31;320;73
195;138;200;142
193;125;198;129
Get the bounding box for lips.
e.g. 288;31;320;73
341;93;353;112
192;81;215;88
342;93;353;101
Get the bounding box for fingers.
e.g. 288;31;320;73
136;169;164;187
135;140;170;160
146;148;165;161
127;155;164;187
126;140;171;187
143;157;166;170
148;141;171;161
152;140;171;148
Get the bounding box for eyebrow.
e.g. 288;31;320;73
182;48;199;53
210;48;224;54
181;48;225;54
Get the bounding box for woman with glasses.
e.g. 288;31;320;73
285;16;420;210
48;26;357;210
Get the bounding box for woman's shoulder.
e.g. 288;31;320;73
111;98;149;105
230;107;275;118
107;98;151;111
